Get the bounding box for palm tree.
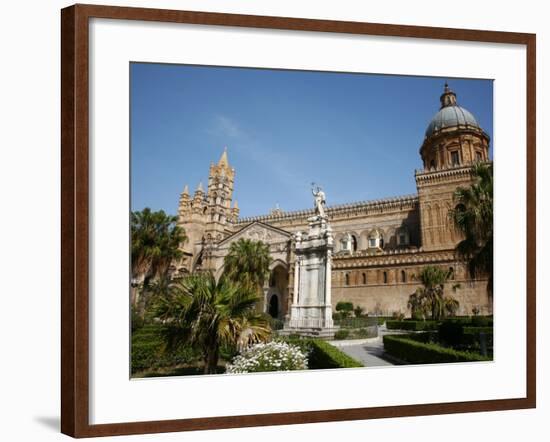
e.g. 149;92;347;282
409;266;459;321
154;273;271;374
451;162;493;297
131;208;187;309
223;238;272;292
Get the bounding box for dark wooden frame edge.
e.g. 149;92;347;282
60;3;536;438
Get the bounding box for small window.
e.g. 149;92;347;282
362;273;367;285
401;270;407;283
399;233;406;245
369;238;377;248
430;159;435;169
449;267;455;280
475;151;483;162
352;236;358;252
451;151;460;166
345;273;350;286
380;237;385;249
383;272;388;284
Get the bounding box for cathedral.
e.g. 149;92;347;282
173;84;492;319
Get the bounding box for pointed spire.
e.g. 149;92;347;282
218;146;229;168
182;184;189;195
195;181;204;194
233;200;239;209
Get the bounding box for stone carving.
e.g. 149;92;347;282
311;183;327;218
284;188;335;336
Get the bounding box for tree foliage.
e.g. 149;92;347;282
223;238;272;292
153;272;272;374
131;208;186;283
450;162;493;296
408;266;459;321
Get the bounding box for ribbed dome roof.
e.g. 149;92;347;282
425;83;481;138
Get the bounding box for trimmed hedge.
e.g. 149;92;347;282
334;317;379;328
383;334;490;364
334;329;350;340
464;326;493;335
386;320;438;331
284;338;363;369
308;340;364;369
131;324;198;374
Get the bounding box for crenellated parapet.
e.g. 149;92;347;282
237;194;419;225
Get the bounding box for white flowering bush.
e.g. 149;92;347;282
226;341;308;373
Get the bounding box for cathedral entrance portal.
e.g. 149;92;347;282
266;263;289;319
268;295;279;318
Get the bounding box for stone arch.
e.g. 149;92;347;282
266;262;289;319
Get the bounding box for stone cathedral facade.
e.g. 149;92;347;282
173;85;492;319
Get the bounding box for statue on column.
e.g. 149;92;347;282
311;183;327;218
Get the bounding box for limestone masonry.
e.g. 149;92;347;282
173;84;492;319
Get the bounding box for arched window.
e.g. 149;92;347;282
345;273;350;286
430;159;435;169
383;271;388;284
380;237;385;249
352;235;358;252
448;267;455;280
362;273;367;285
401;270;407;283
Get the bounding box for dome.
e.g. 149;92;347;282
424;83;481;138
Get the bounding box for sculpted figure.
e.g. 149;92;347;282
311;183;327;218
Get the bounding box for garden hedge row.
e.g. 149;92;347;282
463;326;493;335
386;320;439;331
131;324;198;373
284;338;363;369
383;334;490;364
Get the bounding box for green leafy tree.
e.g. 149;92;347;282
336;301;354;319
154;273;272;374
131;208;186;311
353;305;365;318
451;162;493;297
223;238;272;292
408;266;459;321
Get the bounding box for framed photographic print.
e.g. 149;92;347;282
61;3;536;438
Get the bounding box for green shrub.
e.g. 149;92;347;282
438;321;464;347
335;317;378;328
336;301;354;318
354;327;377;339
386;320;438;331
226;341;308;373
354;305;365;318
270;318;285;331
334;329;350;340
131;324;198;374
471;316;493;327
283;338;363;369
308;340;363;368
383;334;490;364
463;326;493;335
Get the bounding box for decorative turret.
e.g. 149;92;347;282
192;182;206;214
178;184;191;222
230;200;240;222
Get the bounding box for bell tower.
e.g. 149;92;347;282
416;84;491;251
204;147;236;242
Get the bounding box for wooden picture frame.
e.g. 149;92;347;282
61;3;536;438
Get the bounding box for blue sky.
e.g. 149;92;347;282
130;63;493;218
